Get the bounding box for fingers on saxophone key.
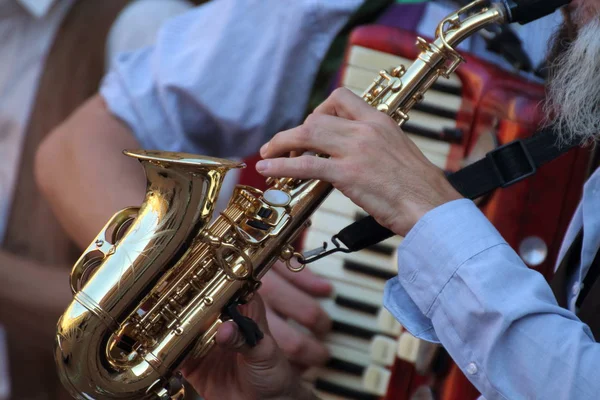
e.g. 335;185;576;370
314;87;377;120
217;320;283;369
217;321;249;352
256;155;333;181
262;115;349;158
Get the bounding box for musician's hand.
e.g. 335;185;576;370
181;295;317;400
256;88;462;237
259;261;332;368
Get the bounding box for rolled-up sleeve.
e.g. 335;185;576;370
384;199;600;400
100;0;363;158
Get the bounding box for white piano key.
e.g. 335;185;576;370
376;308;403;336
326;332;373;354
408;108;457;130
322;299;378;330
363;365;392;396
397;331;421;363
370;335;399;367
308;210;357;234
322;299;399;338
290;318;396;367
346;45;462;89
330;279;383;308
307;256;386;292
326;332;399;367
328;342;371;368
319;189;362;215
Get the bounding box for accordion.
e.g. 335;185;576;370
238;24;591;400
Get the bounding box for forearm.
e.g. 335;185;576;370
35;94;146;249
390;200;600;399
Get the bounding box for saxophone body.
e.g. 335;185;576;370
55;2;512;398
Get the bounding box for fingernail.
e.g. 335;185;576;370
314;277;333;294
260;142;269;156
256;160;270;173
318;278;333;292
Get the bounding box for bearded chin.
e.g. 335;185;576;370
544;18;600;145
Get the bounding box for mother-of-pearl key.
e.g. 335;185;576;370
263;189;291;207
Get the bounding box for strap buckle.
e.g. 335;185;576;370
486;139;537;188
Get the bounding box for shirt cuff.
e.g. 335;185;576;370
384;278;440;342
388;199;507;320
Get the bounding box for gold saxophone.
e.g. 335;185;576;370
54;1;547;398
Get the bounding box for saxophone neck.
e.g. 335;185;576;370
362;0;509;125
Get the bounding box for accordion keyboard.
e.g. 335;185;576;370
302;44;464;400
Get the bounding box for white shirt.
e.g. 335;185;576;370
0;2;71;394
0;0;74;243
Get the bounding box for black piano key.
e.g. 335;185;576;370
332;321;375;340
335;295;379;315
432;81;462;96
344;260;397;281
441;127;464;143
413;102;458;122
315;379;379;400
365;242;395;256
402;122;450;143
326;357;365;376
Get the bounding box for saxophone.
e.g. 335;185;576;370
54;1;565;398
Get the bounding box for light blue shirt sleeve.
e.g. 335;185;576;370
384;199;600;400
99;0;364;158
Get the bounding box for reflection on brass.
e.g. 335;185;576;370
55;2;511;398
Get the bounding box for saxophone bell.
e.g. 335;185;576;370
55;150;243;400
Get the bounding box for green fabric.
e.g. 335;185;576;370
304;0;395;115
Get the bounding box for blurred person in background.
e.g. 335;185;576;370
0;0;196;398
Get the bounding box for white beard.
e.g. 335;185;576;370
544;18;600;145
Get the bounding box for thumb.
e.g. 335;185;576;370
216;295;283;367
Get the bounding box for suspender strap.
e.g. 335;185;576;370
576;243;600;308
336;128;578;252
550;230;583;308
550;227;600;339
